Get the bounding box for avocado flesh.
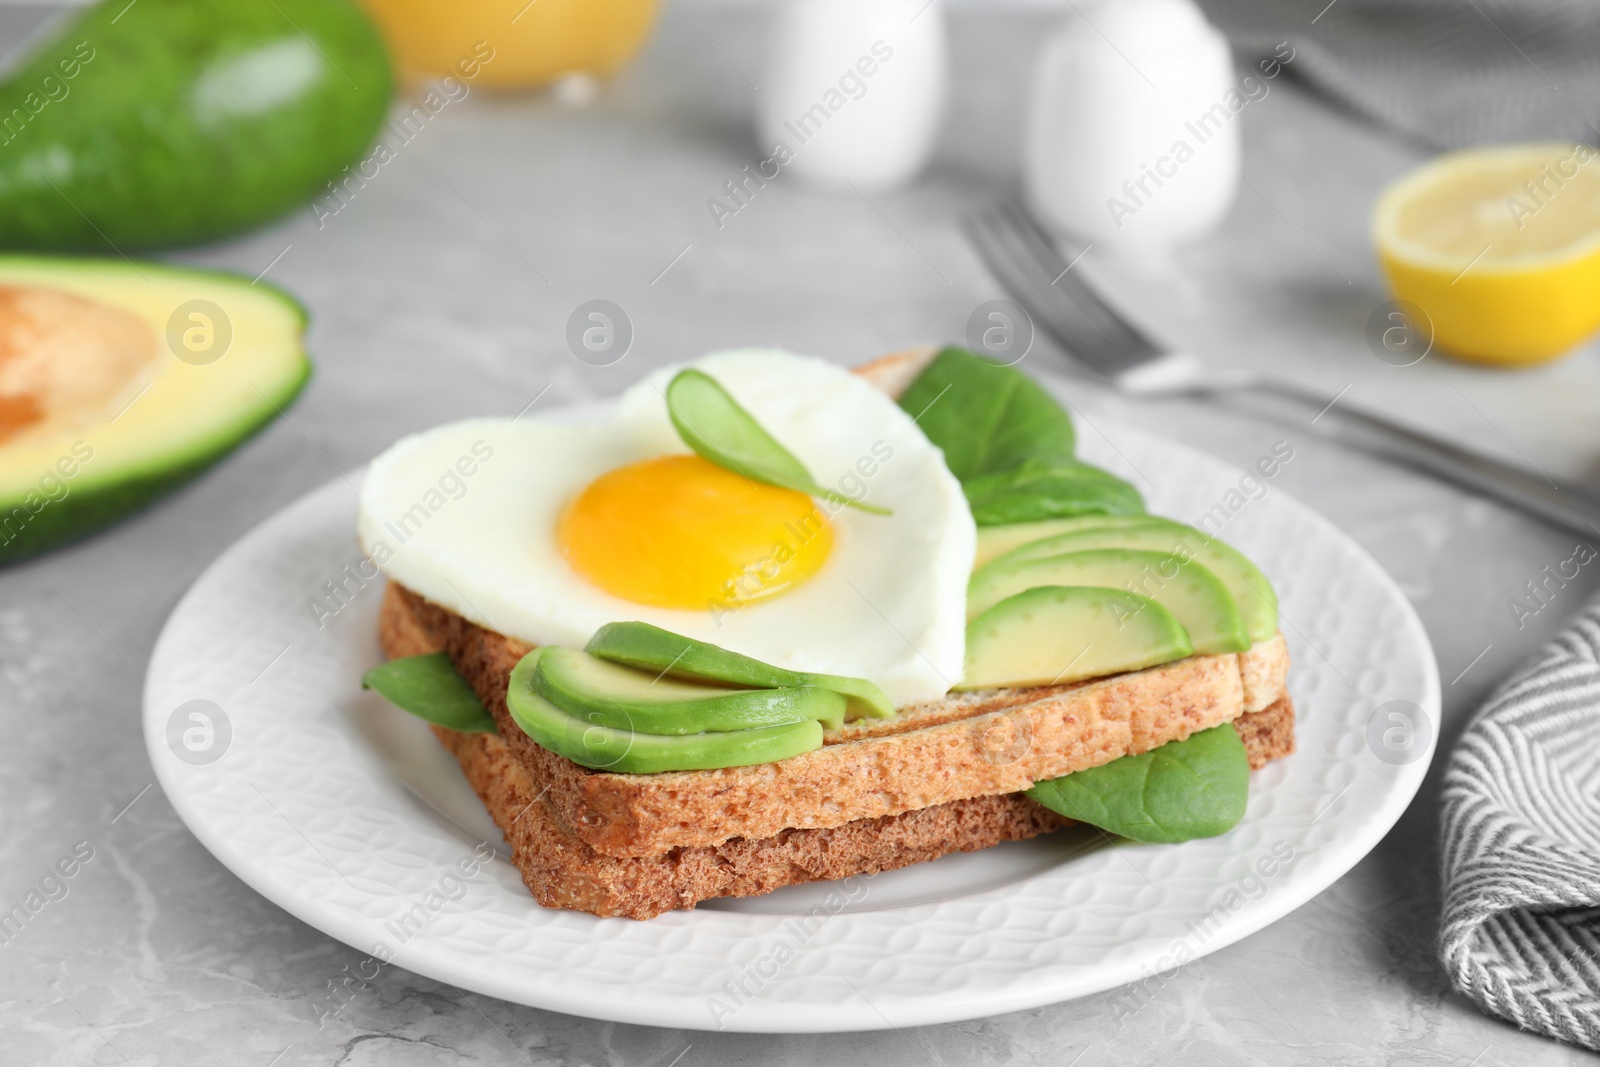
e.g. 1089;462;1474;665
958;585;1194;691
967;548;1251;655
533;647;846;734
987;518;1278;643
507;650;825;774
973;515;1160;569
0;0;391;250
0;257;310;564
585;621;894;720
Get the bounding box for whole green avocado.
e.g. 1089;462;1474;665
0;0;392;249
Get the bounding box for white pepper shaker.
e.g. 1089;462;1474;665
1023;0;1240;249
757;0;947;190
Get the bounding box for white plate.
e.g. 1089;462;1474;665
143;413;1438;1033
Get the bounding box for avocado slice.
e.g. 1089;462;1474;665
362;653;497;734
0;258;310;564
967;548;1250;655
532;647;846;733
506;650;825;774
958;586;1194;691
974;515;1159;569
0;0;392;250
985;518;1278;643
584;621;895;720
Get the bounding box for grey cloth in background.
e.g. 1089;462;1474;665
1439;603;1600;1050
1198;0;1600;148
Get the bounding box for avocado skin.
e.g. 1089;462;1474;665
0;351;310;566
0;0;392;250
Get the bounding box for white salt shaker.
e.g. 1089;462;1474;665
1023;0;1240;249
757;0;947;190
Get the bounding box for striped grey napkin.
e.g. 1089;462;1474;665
1439;605;1600;1049
1199;0;1600;148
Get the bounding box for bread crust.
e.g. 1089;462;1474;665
852;346;941;398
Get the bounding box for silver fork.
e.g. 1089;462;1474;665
965;196;1600;537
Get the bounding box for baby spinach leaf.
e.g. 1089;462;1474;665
964;457;1146;526
897;348;1143;527
1026;724;1249;843
362;653;497;734
897;347;1077;480
666;369;891;515
586;620;895;719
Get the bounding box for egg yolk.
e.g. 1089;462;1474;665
558;454;834;610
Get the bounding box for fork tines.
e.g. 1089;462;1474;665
963;197;1164;377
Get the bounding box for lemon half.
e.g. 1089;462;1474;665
1374;142;1600;366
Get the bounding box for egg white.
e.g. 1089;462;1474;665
358;349;974;706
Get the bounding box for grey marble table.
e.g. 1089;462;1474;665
4;2;1599;1064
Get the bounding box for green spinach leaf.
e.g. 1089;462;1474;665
1026;724;1249;843
897;348;1143;526
964;456;1146;525
897;347;1077;480
586;620;895;720
362;653;497;734
666;369;891;515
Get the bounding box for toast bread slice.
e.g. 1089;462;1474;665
387;584;1289;857
382;587;1295;919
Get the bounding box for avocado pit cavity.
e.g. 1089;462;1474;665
0;284;156;442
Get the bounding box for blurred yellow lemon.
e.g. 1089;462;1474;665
1374;142;1600;367
359;0;657;90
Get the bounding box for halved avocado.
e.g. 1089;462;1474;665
0;257;310;564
